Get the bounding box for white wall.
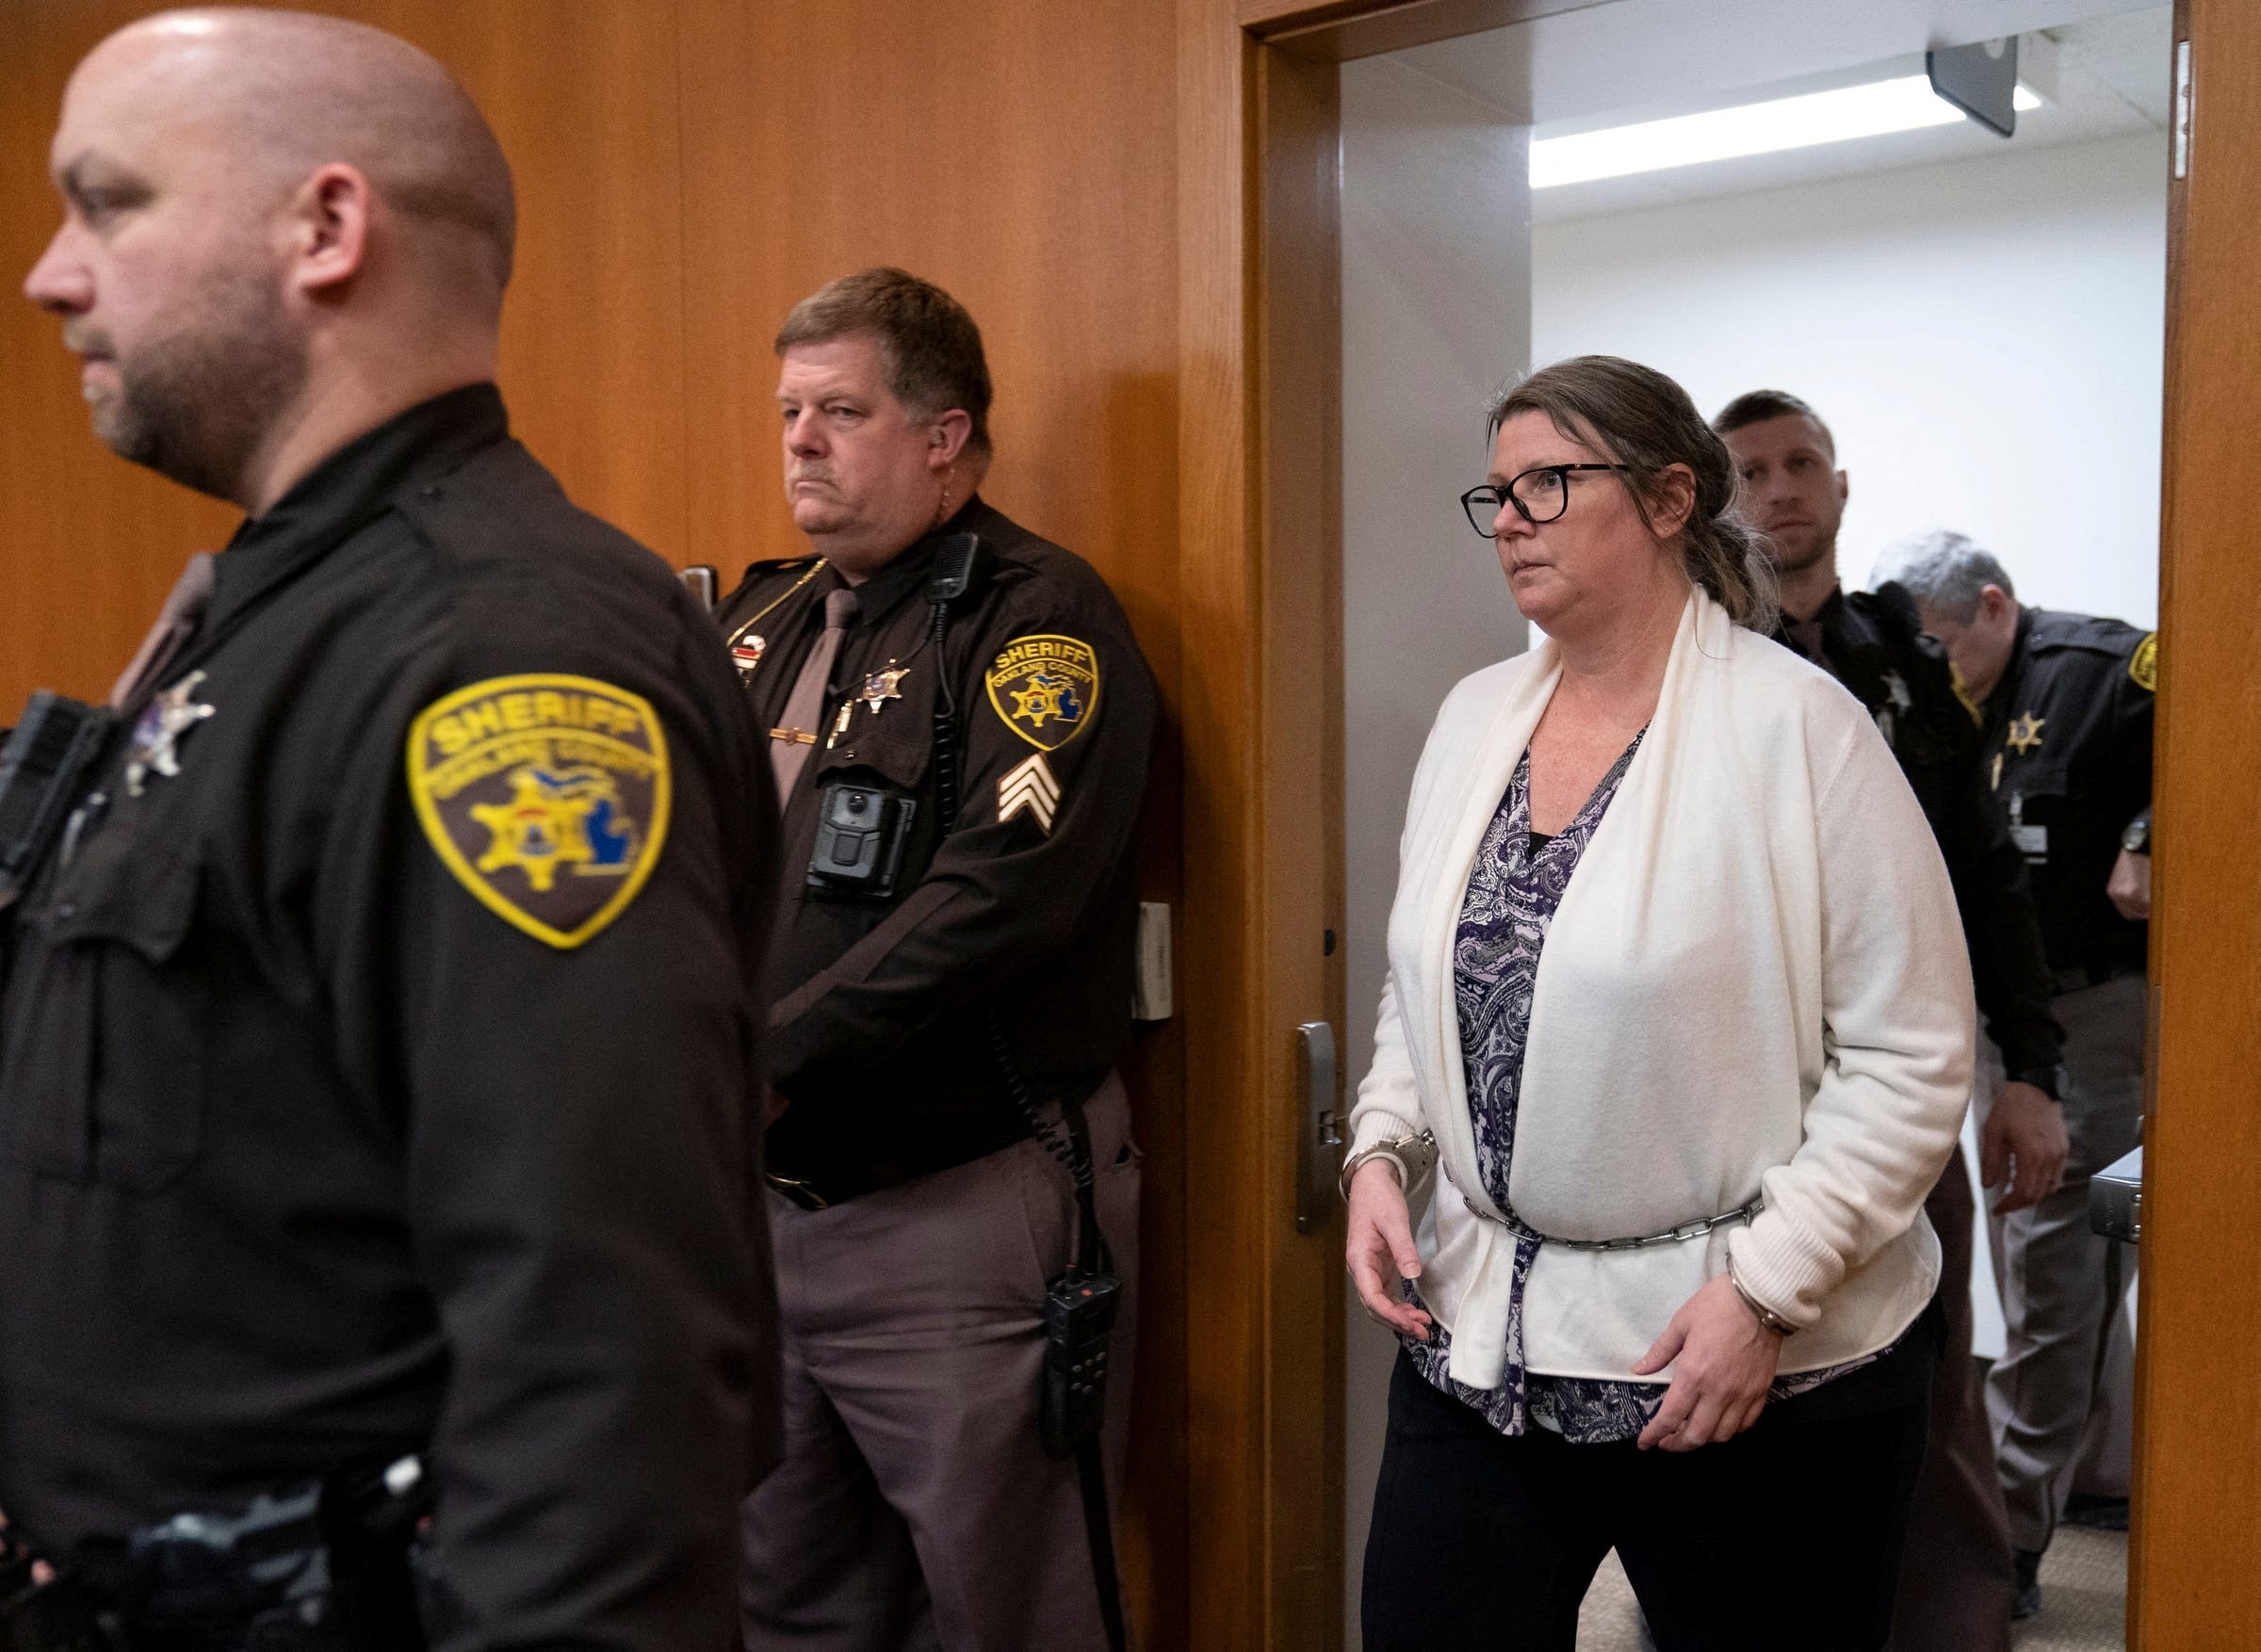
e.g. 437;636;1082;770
1340;56;1531;1645
1534;131;2168;627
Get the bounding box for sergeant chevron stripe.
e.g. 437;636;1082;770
998;753;1062;833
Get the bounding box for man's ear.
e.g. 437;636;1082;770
925;408;974;472
1835;468;1850;506
1981;584;2016;625
285;163;375;299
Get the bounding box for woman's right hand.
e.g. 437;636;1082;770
1345;1158;1433;1340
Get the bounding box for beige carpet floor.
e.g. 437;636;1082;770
1573;1527;2127;1650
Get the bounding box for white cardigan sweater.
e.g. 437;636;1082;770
1349;589;1975;1390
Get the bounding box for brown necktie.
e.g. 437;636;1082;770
770;587;858;805
109;552;216;712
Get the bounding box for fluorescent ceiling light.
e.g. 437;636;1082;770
1533;75;2044;189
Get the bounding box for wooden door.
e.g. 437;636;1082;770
1175;10;1598;1644
2129;2;2261;1644
1227;3;2261;1650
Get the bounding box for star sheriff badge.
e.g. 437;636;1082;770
862;662;909;715
125;670;217;797
2007;712;2046;755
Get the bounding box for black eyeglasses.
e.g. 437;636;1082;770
1460;464;1638;536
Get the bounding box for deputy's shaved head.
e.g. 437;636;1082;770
28;8;518;508
73;7;515;292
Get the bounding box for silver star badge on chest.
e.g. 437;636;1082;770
125;670;216;797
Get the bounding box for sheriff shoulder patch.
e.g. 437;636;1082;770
407;674;672;949
986;634;1100;752
2128;632;2158;693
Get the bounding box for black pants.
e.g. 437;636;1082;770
1361;1314;1935;1652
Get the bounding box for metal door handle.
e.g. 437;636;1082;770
1294;1021;1341;1233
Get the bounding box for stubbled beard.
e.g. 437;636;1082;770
92;267;306;503
1760;526;1834;576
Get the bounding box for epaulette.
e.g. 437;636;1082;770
2025;607;2148;660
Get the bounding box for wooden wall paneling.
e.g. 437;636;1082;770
672;0;1181;597
0;0;239;717
343;0;692;564
672;2;1191;1642
2129;0;2261;1644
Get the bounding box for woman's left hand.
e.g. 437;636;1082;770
1630;1273;1782;1451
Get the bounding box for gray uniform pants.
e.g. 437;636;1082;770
1986;973;2145;1553
741;1075;1139;1652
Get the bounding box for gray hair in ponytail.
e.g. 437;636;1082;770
1486;356;1779;633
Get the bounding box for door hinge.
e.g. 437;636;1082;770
2173;37;2193;180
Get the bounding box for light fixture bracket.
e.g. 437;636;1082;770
1928;37;2020;138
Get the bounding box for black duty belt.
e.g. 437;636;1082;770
0;1454;432;1651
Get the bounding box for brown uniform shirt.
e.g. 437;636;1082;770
716;498;1157;1190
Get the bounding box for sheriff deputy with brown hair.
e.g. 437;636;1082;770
720;267;1157;1652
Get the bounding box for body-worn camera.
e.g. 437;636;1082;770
1040;1269;1121;1455
805;782;917;899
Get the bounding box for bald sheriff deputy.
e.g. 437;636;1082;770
722;268;1157;1652
2;10;778;1646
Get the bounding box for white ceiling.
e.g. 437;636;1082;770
1387;1;2174;223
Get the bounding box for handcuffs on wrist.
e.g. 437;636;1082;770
1727;1255;1799;1337
1342;1128;1801;1339
1339;1128;1438;1203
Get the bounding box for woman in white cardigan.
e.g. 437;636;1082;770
1346;357;1974;1652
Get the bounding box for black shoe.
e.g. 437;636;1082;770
2064;1493;2131;1531
2012;1547;2043;1620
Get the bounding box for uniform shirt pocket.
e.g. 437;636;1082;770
0;843;207;1190
2002;756;2072;865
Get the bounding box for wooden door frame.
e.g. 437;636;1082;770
2129;3;2261;1645
1181;1;2254;1647
1173;5;1593;1648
